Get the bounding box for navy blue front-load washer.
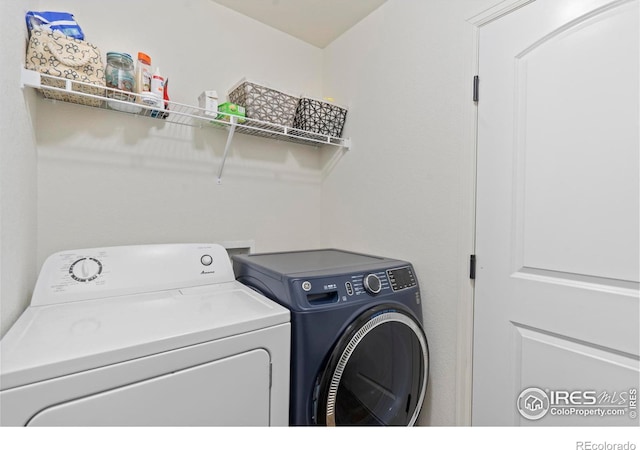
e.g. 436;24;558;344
232;249;429;426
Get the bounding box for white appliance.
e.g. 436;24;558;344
0;243;290;426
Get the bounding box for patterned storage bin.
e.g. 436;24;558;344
293;97;347;138
25;28;105;107
228;79;299;127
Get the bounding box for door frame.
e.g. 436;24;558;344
456;0;536;426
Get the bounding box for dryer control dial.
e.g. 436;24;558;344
70;257;102;282
363;273;382;295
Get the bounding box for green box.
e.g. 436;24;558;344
217;102;246;123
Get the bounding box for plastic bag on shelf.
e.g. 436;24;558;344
25;11;85;40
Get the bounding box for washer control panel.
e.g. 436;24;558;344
295;265;418;308
32;244;236;306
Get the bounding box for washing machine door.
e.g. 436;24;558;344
314;306;429;426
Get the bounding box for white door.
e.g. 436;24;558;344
473;0;639;425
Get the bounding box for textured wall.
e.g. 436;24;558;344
0;1;38;337
34;0;326;265
321;0;495;425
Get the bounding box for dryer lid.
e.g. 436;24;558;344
0;282;289;390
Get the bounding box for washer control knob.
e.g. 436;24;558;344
201;254;213;266
363;273;382;295
70;257;102;282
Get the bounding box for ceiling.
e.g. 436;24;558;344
210;0;387;48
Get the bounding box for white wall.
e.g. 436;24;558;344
0;1;39;337
321;0;495;425
34;0;326;265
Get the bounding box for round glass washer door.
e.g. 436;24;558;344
314;306;429;426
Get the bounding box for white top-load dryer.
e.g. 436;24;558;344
0;244;290;426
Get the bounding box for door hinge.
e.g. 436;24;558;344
473;76;479;103
470;254;476;280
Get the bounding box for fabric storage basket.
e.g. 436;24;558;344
25;27;105;107
293;97;347;138
228;79;299;127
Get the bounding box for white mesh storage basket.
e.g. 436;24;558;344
293;97;347;138
228;79;299;127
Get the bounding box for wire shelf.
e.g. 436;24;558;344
21;69;351;150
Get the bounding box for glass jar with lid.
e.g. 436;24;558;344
105;52;135;101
